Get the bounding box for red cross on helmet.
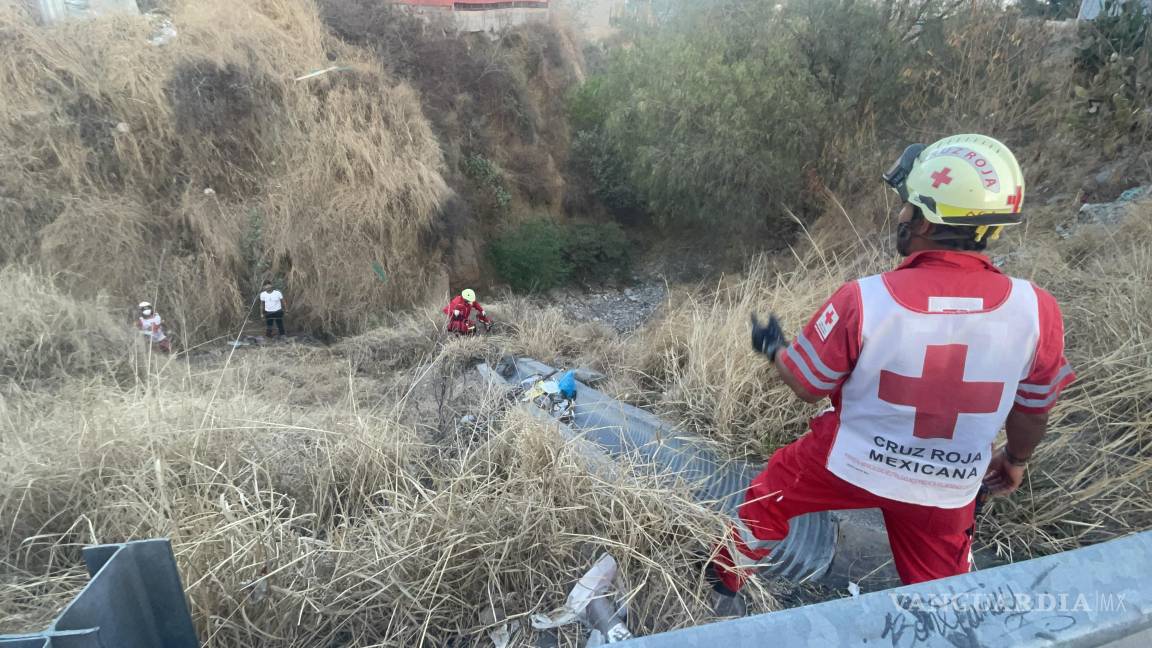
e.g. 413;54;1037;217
885;134;1026;242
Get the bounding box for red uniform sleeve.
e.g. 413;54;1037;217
444;296;461;316
473;302;489;322
1013;286;1075;414
778;281;863;398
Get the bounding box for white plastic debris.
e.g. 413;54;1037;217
203;187;216;196
531;553;633;643
114;122;130;134
847;581;861;598
488;620;519;648
480;592;519;648
146;12;178;46
294;66;351;82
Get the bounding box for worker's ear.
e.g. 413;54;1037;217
915;218;935;237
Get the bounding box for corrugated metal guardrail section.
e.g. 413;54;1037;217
618;530;1152;648
0;539;198;647
479;357;837;583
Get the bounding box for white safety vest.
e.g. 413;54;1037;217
138;314;167;343
826;274;1041;508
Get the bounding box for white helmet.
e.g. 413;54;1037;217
138;301;152;309
884;134;1025;241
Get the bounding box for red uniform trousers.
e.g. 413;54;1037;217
715;426;976;591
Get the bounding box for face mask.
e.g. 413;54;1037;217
142;309;153;316
896;221;914;257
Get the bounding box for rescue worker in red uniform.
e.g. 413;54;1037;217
444;288;492;335
708;135;1075;601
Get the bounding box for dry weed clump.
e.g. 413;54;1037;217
982;211;1152;557
623;228;889;457
263;69;449;334
0;0;449;340
0;267;134;382
0;350;762;644
336;296;622;382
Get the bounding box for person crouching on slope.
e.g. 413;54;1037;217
707;134;1076;601
136;301;172;353
444;289;492;335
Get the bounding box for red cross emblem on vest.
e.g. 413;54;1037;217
878;344;1005;440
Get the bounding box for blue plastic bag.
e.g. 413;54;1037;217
557;370;578;400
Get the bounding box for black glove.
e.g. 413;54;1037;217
751;314;787;362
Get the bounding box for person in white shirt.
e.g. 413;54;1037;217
136;301;171;353
259;281;286;338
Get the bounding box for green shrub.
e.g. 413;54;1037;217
1072;0;1151;149
565;222;631;282
569;1;1061;230
489;221;632;292
464;153;513;216
488;220;572;292
570;129;646;221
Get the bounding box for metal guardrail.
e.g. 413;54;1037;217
479;357;839;584
618;530;1152;648
0;539;198;648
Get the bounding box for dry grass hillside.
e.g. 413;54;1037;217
1;1;1151;647
0;0;585;342
0;271;792;644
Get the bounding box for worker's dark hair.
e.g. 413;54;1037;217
911;207;989;252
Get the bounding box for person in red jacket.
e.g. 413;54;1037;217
707;134;1075;604
443;288;492;335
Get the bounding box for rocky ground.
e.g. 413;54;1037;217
553;278;669;334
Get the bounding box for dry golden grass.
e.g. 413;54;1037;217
0;267;135;382
0;333;780;644
0;0;449;340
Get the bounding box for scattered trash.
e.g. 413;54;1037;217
557;371;578;400
294;66;352;82
147;13;178;46
204;187;216;196
487;620;519;648
1077;184;1150;226
371;261;388;284
114;121;131;134
532;553;634;644
242;563;272;605
847;581;861;598
480;595;519;648
516;372;575;423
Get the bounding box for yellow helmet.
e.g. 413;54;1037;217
461;289;476;303
884;134;1025;241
